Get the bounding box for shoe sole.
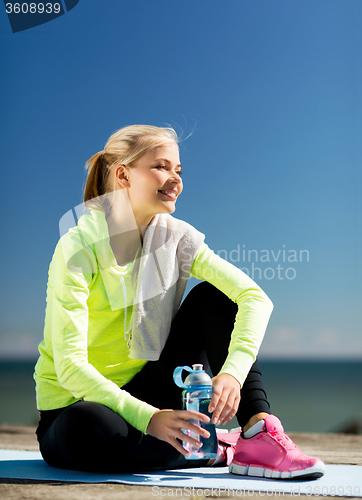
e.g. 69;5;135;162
229;461;326;480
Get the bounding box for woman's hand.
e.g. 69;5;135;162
146;409;211;457
208;373;241;426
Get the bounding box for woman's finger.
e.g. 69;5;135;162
211;390;229;424
208;385;222;414
211;398;226;425
177;409;210;423
169;437;191;457
216;401;233;422
209;373;241;418
174;429;204;448
218;395;240;424
180;420;210;439
167;427;205;456
212;388;240;424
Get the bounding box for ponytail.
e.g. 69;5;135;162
83;125;180;211
84;151;105;201
83;151;116;211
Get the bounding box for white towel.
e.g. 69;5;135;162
61;197;205;361
129;212;205;360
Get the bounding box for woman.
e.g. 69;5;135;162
34;125;325;479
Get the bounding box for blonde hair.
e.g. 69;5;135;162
83;125;179;211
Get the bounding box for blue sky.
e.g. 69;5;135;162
0;0;361;360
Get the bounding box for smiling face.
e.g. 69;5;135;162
116;141;183;227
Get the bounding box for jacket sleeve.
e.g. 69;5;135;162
49;233;158;434
190;242;273;387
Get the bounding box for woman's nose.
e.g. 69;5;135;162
170;172;182;183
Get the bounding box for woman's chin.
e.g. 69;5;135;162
159;202;176;214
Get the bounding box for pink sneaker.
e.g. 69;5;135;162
215;428;240;466
229;415;326;479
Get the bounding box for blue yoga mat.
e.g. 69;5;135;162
0;450;361;497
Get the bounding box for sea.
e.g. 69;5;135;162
0;360;361;433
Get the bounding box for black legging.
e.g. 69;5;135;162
36;281;270;473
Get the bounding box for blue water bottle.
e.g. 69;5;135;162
173;364;218;459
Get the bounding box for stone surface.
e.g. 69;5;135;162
1;425;361;499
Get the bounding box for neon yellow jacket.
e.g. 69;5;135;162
34;210;273;434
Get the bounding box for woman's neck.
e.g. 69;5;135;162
105;192;155;265
106;188;156;243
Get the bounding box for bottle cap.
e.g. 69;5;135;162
173;364;212;389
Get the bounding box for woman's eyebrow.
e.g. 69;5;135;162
154;158;182;168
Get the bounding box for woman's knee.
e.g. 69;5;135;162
40;401;139;471
59;401;133;441
188;281;237;311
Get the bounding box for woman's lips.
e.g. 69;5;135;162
158;190;177;200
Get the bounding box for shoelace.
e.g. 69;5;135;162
270;431;298;451
216;442;236;466
119;272;133;346
111;263;133;345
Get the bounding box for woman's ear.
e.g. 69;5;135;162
115;165;131;188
